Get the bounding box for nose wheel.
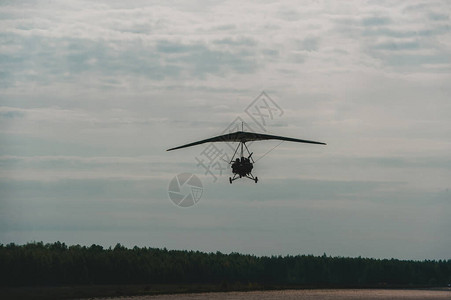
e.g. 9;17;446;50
254;177;258;183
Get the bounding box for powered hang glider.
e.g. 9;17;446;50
167;130;326;183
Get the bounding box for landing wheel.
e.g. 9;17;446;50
229;177;232;184
254;177;258;183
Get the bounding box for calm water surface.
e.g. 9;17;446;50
100;288;451;300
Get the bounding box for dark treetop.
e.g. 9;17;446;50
0;242;449;287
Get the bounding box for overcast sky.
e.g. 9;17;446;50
1;0;450;260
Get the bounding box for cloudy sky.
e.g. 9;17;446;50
1;0;450;260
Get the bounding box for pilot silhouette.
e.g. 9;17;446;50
232;158;240;173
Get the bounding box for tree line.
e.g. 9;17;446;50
0;242;449;287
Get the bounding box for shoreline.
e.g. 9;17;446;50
1;284;450;300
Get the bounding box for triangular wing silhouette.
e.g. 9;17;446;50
167;131;326;151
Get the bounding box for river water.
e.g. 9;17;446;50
101;288;451;299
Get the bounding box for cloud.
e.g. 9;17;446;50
0;35;260;87
298;37;320;52
212;37;257;47
0;109;24;119
362;16;392;27
156;40;258;77
428;12;449;21
371;41;421;51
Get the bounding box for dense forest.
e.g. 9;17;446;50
1;242;450;287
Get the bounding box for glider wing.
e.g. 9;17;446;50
167;131;326;151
